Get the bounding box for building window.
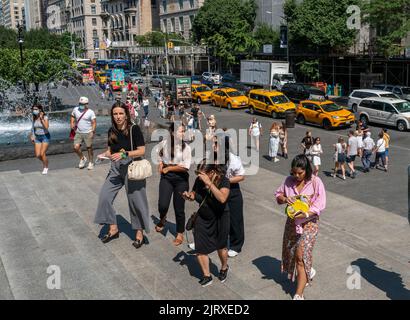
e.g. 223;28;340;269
132;16;136;27
92;18;97;26
179;17;184;32
93;30;98;38
171;18;175;32
94;52;99;59
178;0;183;9
189;0;194;8
91;5;96;14
162;0;166;13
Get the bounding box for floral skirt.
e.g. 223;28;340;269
281;217;319;284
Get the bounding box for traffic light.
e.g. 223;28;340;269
168;42;174;49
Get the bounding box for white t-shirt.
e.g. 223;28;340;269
347;136;358;156
71;107;96;134
363;137;375;151
158;140;192;170
310;144;323;156
376;138;386;153
226;153;245;179
142;99;149;107
250;122;261;137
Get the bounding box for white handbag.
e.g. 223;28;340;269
127;125;152;181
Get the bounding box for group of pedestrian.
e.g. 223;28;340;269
92;105;248;289
268;121;288;162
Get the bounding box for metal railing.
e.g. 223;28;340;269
127;46;207;55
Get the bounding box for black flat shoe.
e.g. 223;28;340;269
101;231;119;243
132;236;147;249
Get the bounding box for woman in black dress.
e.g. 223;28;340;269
182;163;230;287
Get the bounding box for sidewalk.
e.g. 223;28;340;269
0;151;409;299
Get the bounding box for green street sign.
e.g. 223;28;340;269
177;78;190;85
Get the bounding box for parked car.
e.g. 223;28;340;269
372;84;410;101
202;72;222;85
220;74;252;95
281;83;327;102
211;88;248;109
126;72;144;84
357;97;410;131
348;89;399;113
192;84;213;104
191;75;203;85
248;89;296;119
150;75;163;87
296;100;355;130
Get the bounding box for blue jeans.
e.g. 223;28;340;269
193;118;199;130
362;150;372;170
373;151;386;167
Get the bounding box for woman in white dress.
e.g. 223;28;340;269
248;117;262;152
269;122;280;162
310;137;323;176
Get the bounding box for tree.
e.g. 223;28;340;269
192;0;259;67
297;60;319;81
361;0;410;56
284;0;359;52
253;23;280;52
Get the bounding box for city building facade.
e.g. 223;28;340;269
1;0;25;29
24;0;47;30
159;0;204;39
255;0;286;30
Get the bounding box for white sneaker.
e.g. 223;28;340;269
42;168;48;175
188;242;195;250
274;158;280;163
306;267;316;287
228;250;239;258
87;162;94;170
293;294;304;300
79;157;87;169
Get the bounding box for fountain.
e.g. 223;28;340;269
0;62;113;159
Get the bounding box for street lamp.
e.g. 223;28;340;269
17;21;24;68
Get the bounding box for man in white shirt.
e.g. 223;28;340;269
70;97;97;170
346;130;358;178
361;131;375;173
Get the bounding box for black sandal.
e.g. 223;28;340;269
101;231;119;243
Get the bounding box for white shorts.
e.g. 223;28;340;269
312;156;321;166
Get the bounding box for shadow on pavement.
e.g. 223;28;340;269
151;215;177;238
252;256;293;296
351;258;410;300
173;251;203;280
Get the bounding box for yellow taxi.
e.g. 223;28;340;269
95;70;108;85
248;89;296;118
192;84;213;104
210;88;248;109
296;100;355;130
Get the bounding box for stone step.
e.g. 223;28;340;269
51;168;187;299
57;167;263;299
19;172;152;300
0;175;67;300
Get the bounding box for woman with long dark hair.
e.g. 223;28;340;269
182;162;231;287
94;102;150;249
30;104;50;174
275;154;326;300
155;122;191;246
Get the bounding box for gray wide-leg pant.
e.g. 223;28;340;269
94;159;150;233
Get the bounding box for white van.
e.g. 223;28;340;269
348;89;399;112
357;97;410;131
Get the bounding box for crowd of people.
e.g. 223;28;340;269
26;92;393;300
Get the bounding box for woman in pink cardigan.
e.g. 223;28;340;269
275;154;326;300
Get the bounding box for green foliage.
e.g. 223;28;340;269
253;23;280;52
297;60;319;81
192;0;259;66
0;49;71;85
284;0;359;51
361;0;410;56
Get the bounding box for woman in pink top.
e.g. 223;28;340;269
275;154;326;300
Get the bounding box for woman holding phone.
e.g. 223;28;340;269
155;123;191;246
182;162;230;287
